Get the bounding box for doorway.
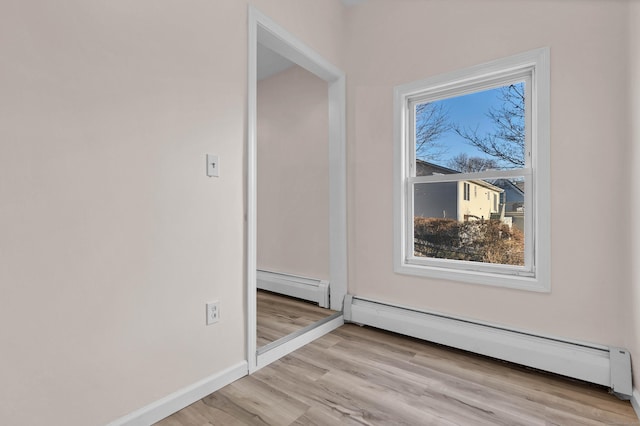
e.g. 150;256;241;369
247;7;347;372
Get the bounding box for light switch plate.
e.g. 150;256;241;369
206;154;219;177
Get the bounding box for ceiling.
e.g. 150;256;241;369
257;43;295;81
258;0;366;80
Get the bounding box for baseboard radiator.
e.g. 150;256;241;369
343;295;633;400
257;270;330;308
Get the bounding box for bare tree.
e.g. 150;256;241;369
415;102;452;161
447;153;499;173
453;84;525;168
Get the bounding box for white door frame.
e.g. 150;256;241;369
247;6;347;373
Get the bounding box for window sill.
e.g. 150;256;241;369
394;261;550;293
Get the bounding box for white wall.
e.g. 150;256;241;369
628;0;640;393
0;1;344;424
257;65;330;280
345;0;631;346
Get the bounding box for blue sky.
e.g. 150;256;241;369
418;82;524;170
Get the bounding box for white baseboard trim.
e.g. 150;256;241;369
257;269;330;308
256;314;343;370
344;295;633;398
632;388;640;421
106;361;248;426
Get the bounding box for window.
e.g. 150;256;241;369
393;48;550;291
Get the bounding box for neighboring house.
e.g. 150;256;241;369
492;178;524;213
414;160;504;222
491;178;525;231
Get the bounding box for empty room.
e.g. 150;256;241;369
2;0;640;424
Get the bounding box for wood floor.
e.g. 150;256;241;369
157;324;639;426
256;290;336;347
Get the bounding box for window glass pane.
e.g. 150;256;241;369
415;82;525;174
413;178;525;266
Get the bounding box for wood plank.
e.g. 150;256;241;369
257;290;336;346
157;324;640;425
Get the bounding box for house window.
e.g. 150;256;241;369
463;182;470;201
393;48;550;291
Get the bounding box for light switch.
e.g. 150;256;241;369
206;154;219;177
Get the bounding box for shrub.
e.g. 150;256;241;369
414;217;524;266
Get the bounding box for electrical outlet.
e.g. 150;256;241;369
206;301;219;325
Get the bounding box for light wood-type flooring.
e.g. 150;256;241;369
157;324;639;425
256;290;336;347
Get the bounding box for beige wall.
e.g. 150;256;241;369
346;0;631;346
0;1;344;424
628;0;640;393
257;65;330;280
2;1;639;424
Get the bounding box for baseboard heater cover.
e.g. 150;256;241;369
632;389;640;420
257;270;329;308
343;295;633;399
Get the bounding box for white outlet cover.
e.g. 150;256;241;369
206;301;219;325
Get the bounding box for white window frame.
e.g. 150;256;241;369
393;48;550;292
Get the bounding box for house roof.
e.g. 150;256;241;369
415;159;504;193
415;159;461;176
492;178;525;197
